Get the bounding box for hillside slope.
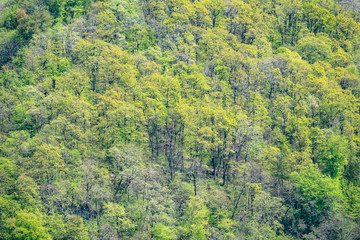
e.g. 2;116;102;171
1;0;360;239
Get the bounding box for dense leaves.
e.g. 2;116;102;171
1;0;360;239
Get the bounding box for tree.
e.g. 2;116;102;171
13;9;52;41
179;196;210;240
203;0;225;28
26;143;67;184
297;37;333;64
108;144;145;198
152;223;177;240
64;215;89;240
102;202;136;237
0;197;20;239
289;166;342;233
59;69;91;97
318;135;349;178
4;211;52;240
0;157;17;195
13;174;39;209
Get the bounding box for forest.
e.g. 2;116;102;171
1;0;360;239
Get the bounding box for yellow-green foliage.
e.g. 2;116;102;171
0;0;360;239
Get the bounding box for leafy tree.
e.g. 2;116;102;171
290;166;342;232
297;36;333;64
26;143;67;184
318;135;349;178
64;215;89;240
102;202;136;237
13;174;39;209
4;211;52;240
152;223;177;240
179;196;210;240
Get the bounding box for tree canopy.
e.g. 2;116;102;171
1;0;360;239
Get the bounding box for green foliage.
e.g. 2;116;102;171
64;215;89;240
317;135;349;178
26;143;67;184
0;197;20;239
102;202;135;236
44;214;67;240
152;223;177;240
13;174;40;209
179;196;210;239
297;36;333;64
4;211;52;240
291;167;341;210
0;0;360;239
290;166;342;230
